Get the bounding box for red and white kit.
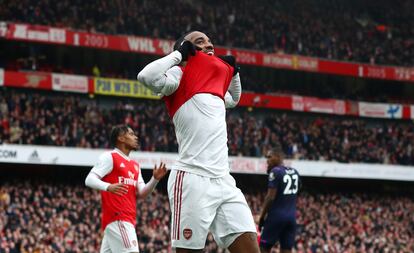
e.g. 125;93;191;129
89;149;143;253
138;51;256;249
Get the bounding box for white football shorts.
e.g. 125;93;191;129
168;169;256;249
100;220;139;253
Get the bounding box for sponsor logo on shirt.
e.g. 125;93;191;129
118;172;136;186
268;172;275;181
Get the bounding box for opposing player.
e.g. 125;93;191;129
257;147;301;253
137;31;259;252
85;125;167;253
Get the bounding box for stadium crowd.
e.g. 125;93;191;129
0;181;413;253
1;0;413;66
1;89;413;166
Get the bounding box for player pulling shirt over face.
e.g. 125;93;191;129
137;31;259;253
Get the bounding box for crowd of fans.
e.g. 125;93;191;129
1;88;413;166
0;180;413;253
1;0;413;66
227;111;414;165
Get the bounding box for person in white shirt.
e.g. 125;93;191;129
137;31;259;253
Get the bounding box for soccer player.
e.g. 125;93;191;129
137;31;259;253
257;147;301;253
85;125;167;253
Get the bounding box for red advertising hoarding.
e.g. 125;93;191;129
1;22;414;82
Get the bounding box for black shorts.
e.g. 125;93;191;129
260;217;296;250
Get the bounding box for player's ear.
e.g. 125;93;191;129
117;135;125;143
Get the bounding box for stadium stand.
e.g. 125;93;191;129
0;179;413;253
1;88;413;165
0;0;413;66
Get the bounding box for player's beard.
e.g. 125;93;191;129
131;144;139;151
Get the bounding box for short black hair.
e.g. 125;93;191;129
173;31;196;51
110;125;130;148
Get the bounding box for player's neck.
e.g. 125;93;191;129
115;146;130;157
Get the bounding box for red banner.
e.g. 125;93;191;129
1;22;414;83
1;69;413;120
239;93;292;110
4;71;52;90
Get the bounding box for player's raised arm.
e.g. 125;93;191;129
219;55;242;108
224;73;242;108
136;162;168;199
137;40;196;96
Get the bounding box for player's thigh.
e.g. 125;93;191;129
104;221;139;253
210;174;256;249
260;219;283;250
279;220;296;250
168;170;219;250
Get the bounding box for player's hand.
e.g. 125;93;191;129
107;183;129;196
218;55;239;76
177;40;196;61
153;162;168;180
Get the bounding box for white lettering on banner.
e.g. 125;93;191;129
1;144;414;181
292;96;345;114
394;67;414;81
411;106;414;119
234;51;257;64
158;40;174;54
74;33;80;46
13;24;27;39
0;68;4;86
52;73;88;93
0;22;7;37
297;58;318;71
127;37;156;52
263;55;292;67
292;96;305;111
12;24;65;43
365;66;387;79
49;28;66;43
358;66;364;77
359;102;402;119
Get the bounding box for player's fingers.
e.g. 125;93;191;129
112;189;125;196
116;184;129;193
115;188;128;195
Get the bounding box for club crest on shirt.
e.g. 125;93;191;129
134;164;139;171
132;240;137;246
268;172;275;181
183;228;192;240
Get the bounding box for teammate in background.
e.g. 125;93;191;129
85;125;167;253
137;31;259;253
257;147;300;253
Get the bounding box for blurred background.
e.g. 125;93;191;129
0;0;413;252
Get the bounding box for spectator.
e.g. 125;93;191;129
0;0;413;66
1;88;413;166
0;180;413;252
